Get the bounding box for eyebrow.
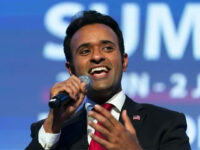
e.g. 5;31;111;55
77;43;90;51
77;40;116;51
101;40;116;46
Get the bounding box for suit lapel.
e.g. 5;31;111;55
119;96;146;139
59;106;89;150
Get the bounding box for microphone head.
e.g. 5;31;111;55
79;75;93;90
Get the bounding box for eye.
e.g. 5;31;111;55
103;46;114;52
79;49;91;55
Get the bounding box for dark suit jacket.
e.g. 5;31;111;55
26;97;191;150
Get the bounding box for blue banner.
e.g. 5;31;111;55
0;0;200;149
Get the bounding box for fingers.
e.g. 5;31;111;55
122;110;136;135
88;120;110;138
88;111;113;134
88;107;141;150
88;107;136;137
50;75;86;100
88;104;124;139
92;105;120;127
49;75;87;116
45;75;88;133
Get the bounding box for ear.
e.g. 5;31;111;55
65;61;73;75
122;53;128;72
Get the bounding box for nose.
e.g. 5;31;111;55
90;48;105;64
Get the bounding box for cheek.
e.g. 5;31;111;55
111;58;123;76
73;59;88;74
113;56;123;69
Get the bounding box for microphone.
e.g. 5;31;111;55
48;75;92;108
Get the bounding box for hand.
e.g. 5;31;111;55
88;105;143;150
43;75;86;133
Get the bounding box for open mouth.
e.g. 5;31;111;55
89;66;110;79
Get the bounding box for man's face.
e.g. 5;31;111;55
67;23;128;100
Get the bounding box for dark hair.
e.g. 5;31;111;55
63;10;125;62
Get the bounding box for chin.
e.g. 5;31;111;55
92;82;112;90
92;83;120;95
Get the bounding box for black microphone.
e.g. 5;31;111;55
48;75;92;108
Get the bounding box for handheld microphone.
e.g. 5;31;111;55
48;75;92;108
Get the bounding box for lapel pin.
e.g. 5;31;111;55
133;115;141;121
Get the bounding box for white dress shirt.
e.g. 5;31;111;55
38;91;126;150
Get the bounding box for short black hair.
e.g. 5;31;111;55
63;10;125;62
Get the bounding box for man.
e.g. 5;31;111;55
26;10;191;150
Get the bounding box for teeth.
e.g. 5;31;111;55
90;67;108;74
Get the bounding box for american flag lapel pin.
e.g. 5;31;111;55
133;115;141;121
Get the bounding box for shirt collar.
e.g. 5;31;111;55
85;90;126;113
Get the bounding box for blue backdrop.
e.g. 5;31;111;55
0;0;200;149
